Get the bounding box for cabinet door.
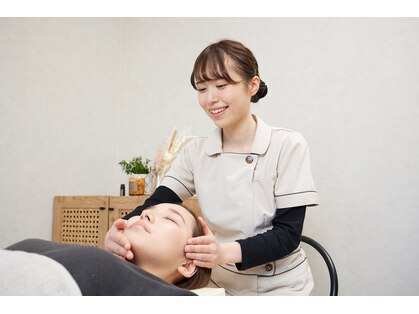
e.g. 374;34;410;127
108;196;149;227
52;196;109;248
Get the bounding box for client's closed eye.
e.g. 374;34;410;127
165;217;178;225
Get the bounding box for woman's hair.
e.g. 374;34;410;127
190;39;268;103
174;204;212;290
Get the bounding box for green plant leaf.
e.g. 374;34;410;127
118;156;150;175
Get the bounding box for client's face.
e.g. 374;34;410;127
123;203;196;272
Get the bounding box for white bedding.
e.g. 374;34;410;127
191;287;225;296
0;250;82;295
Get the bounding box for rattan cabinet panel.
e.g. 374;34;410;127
52;196;109;248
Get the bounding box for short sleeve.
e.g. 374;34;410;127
160;140;197;201
274;132;319;208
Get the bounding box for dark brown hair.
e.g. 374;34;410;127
174;204;212;290
190;39;268;103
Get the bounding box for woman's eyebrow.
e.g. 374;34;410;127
168;207;186;224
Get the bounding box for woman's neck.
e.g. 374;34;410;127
137;262;180;285
222;114;257;153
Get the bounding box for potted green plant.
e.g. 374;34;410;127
118;156;150;195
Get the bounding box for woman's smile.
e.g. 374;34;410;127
210;106;229;118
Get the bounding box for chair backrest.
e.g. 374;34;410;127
301;235;338;296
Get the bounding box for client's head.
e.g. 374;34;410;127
123;203;211;290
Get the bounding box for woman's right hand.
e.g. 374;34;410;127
104;218;134;260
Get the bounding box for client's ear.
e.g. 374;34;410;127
177;260;197;278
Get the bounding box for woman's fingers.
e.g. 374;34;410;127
198;217;213;236
185;216;219;268
188;217;215;245
125;250;134;260
187;235;214;245
107;236;131;258
113;218;127;230
185;251;216;263
185;244;214;253
185;240;218;264
105;218;133;259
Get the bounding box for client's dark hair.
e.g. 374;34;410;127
175;204;212;290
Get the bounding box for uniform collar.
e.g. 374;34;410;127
205;115;272;156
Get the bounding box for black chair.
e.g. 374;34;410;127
301;235;338;296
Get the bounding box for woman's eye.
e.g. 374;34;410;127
197;88;207;93
216;84;227;89
165;217;177;224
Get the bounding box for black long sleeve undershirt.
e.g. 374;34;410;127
235;206;306;270
123;186;306;271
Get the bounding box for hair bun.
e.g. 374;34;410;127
251;80;268;103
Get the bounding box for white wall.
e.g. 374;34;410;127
0;17;418;295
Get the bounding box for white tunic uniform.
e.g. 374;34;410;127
161;115;319;295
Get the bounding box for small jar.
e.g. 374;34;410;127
120;184;125;196
128;175;146;195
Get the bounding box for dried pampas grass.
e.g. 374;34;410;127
151;128;195;187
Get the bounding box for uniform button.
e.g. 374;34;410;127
245;155;253;164
264;263;273;271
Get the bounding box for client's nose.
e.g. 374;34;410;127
140;210;152;222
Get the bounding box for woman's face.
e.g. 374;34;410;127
195;61;255;130
123;203;196;270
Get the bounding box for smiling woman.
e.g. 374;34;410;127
105;39;319;296
191;40;266;138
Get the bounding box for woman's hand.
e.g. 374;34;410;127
185;217;220;268
185;217;242;268
104;218;134;260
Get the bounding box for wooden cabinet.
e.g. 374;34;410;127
52;195;201;249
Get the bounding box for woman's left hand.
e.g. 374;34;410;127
184;217;221;268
